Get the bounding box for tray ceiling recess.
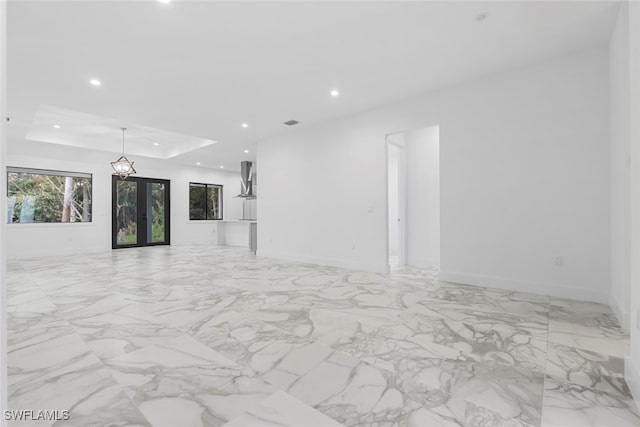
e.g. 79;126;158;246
25;104;217;160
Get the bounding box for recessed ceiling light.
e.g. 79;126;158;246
476;12;488;22
158;0;171;3
219;165;224;169
89;78;102;86
196;162;201;166
244;149;249;153
330;89;340;97
53;125;61;129
241;123;248;128
153;142;160;146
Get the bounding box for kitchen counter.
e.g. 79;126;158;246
214;220;257;251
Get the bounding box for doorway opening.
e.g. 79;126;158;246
112;176;170;248
386;125;440;272
387;137;405;268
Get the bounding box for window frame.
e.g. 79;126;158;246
188;182;223;221
7;166;93;224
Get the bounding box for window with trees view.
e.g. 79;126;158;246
189;183;222;220
7;167;92;223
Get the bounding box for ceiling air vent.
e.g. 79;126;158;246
283;120;299;126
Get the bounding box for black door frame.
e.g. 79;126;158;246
111;175;171;249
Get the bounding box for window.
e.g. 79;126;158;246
189;182;222;220
7;167;92;223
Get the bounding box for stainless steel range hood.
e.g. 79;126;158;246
236;161;256;199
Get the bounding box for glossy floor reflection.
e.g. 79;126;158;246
6;246;639;426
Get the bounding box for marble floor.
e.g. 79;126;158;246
6;246;639;427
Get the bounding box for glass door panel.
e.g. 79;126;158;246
147;182;166;244
112;176;170;248
115;180;138;246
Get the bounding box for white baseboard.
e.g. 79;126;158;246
610;291;631;332
626;357;640;412
405;258;440;269
172;240;219;246
7;245;108;260
257;250;387;274
438;271;608;304
173;239;251;248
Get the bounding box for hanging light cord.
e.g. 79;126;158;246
121;127;127;155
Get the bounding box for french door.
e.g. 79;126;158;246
112;176;170;248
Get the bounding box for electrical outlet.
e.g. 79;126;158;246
554;256;563;267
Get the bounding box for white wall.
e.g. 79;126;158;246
0;0;8;420
625;0;640;409
257;114;389;272
406;126;440;269
610;3;631;330
258;46;610;302
6;141;243;259
387;144;399;255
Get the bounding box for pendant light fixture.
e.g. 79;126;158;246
111;127;136;179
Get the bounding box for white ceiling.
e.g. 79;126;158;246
7;1;620;172
26;104;217;159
